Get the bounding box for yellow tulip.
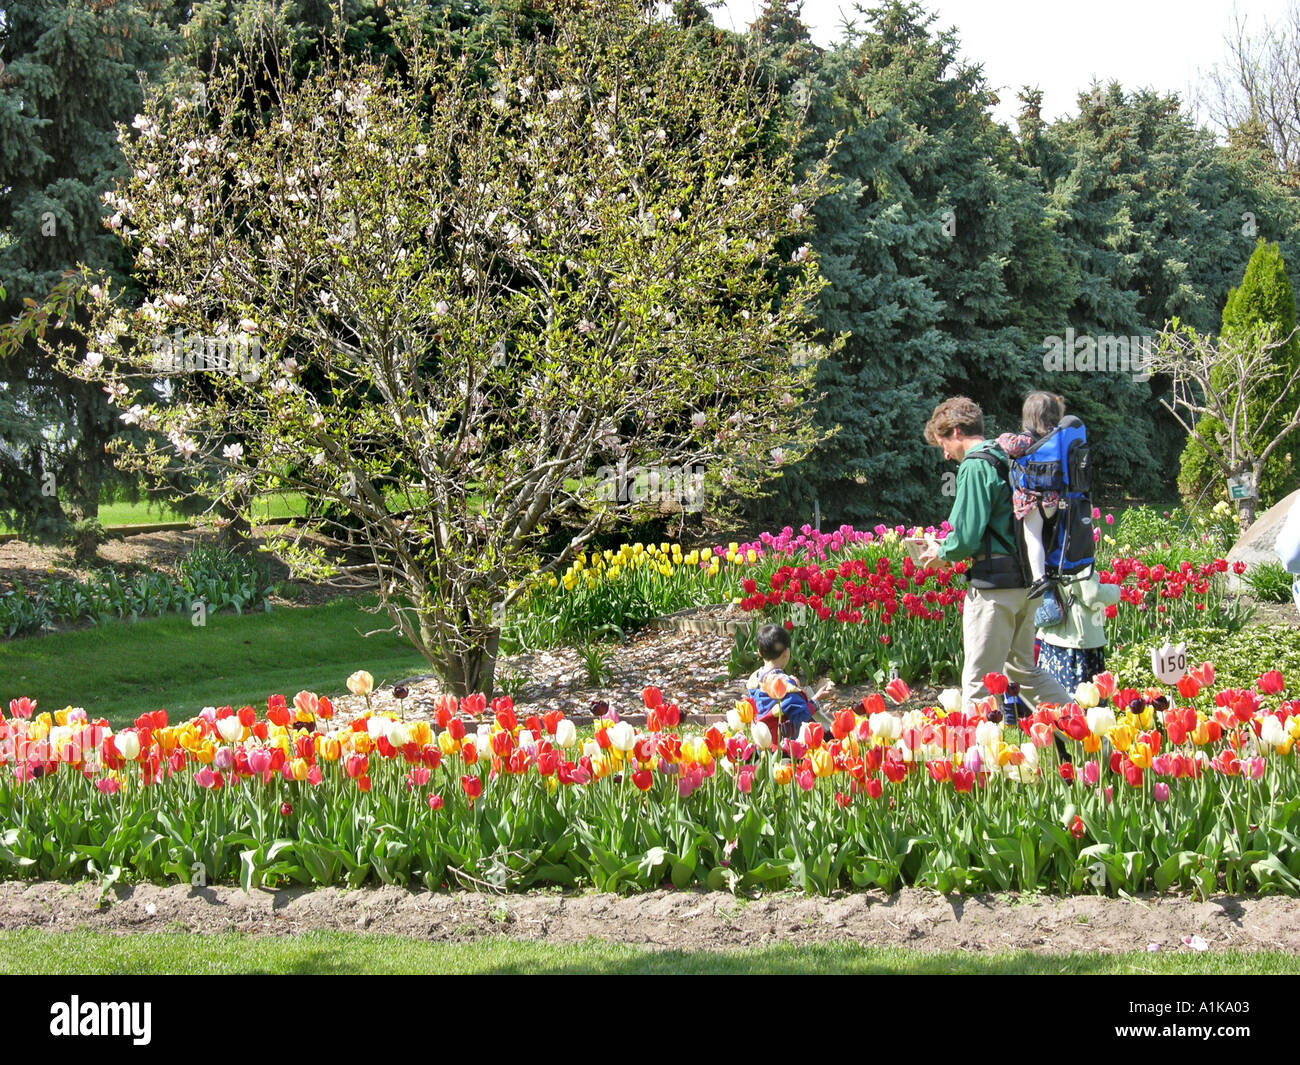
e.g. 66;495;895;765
809;749;834;777
1129;742;1152;769
774;763;794;786
354;732;374;755
438;731;459;756
1108;723;1134;753
735;699;755;725
746;550;757;564
290;757;311;781
319;736;342;762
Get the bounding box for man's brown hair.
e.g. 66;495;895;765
924;396;984;445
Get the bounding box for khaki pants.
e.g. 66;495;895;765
961;585;1071;710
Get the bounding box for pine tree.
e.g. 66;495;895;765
0;0;184;551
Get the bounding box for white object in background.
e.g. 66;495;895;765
1151;641;1188;685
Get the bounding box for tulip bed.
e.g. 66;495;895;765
7;664;1300;898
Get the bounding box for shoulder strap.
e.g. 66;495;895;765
965;449;1007;561
963;447;1030;582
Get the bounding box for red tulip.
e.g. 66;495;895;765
832;709;855;740
1258;671;1286;696
1059;763;1075;783
642;686;663;710
982;672;1008;696
461;775;483;801
345;754;368;779
1069;815;1085;839
952;767;975;793
884;677;911;705
428;793;444;811
632;769;654;792
1177;675;1200;699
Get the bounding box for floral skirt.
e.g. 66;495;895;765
1038;642;1107;694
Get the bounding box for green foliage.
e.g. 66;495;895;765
1109;624;1300;692
1242;561;1296;603
0;546;274;638
1180;242;1300;507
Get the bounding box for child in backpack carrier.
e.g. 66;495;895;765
745;623;833;749
996;391;1068;627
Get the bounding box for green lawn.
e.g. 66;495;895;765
0;598;431;728
0;928;1294;975
0;493;307;533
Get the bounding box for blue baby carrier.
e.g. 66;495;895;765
1009;415;1094;578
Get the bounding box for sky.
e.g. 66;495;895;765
708;0;1293;127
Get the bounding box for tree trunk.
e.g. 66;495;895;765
216;485;253;556
422;611;501;700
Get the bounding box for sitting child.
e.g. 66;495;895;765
996;391;1067;627
746;623;833;745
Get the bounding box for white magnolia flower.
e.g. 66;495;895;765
789;202;807;221
720;174;738;188
222;443;244;462
83;352;104;369
691;412;706;429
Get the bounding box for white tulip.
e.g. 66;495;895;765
386;720;409;748
1074;682;1101;709
1086;706;1116;739
114;730;141;760
975;720;1001;748
366;716;389;741
555;719;577;748
869;712;900;743
938;688;963;713
726;708;744;733
1261;715;1287;749
750;720;773;750
216;716;242;743
582;740;601;761
607;722;636;752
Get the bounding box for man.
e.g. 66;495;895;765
918;396;1070;712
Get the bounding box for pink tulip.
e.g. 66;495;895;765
1153;783;1170;802
1083;761;1100;786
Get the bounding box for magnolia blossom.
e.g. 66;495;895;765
222;443;244;462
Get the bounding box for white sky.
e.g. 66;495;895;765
709;0;1293;127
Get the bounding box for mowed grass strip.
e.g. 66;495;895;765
0;598;432;728
0;928;1296;975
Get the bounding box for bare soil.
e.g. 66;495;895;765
0;880;1293;954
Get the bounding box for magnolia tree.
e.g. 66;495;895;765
46;4;838;696
1153;318;1300;529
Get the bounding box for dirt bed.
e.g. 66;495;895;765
0;881;1293;954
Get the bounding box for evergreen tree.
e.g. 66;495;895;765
745;1;1058;528
0;0;184;550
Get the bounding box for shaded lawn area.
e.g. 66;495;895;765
0;598;431;728
0;928;1296;975
0;493;307;532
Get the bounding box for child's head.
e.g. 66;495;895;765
1022;391;1065;437
757;623;792;666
